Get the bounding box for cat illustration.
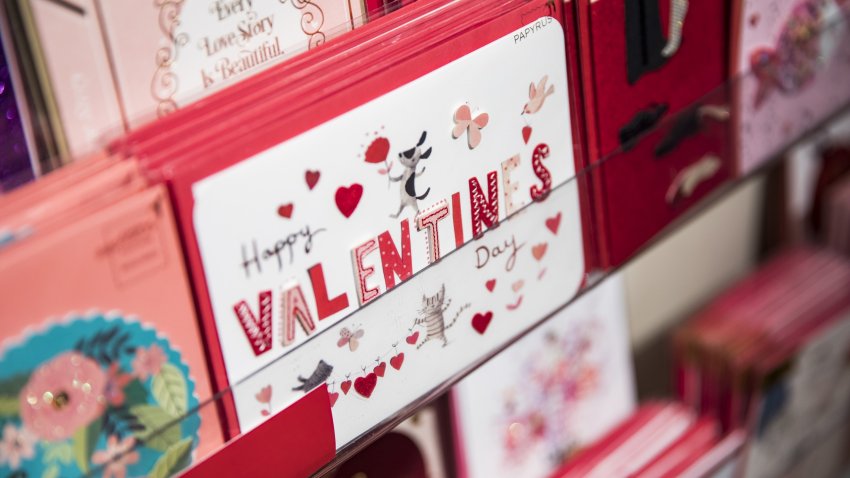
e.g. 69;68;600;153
292;360;333;392
413;285;470;349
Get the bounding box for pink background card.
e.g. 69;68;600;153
0;185;223;458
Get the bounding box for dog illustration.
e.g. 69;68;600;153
390;131;432;218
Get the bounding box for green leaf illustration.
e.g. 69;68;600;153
152;364;188;417
0;395;19;417
42;464;60;478
123;379;148;408
72;416;102;474
130;404;181;452
148;437;193;478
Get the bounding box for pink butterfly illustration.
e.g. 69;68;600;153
452;104;489;149
337;327;365;351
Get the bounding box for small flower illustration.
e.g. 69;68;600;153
18;352;107;441
132;344;166;380
103;363;134;407
92;435;140;478
0;424;36;470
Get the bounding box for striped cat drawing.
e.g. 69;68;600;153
414;284;470;348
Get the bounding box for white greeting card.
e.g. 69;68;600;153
451;274;636;478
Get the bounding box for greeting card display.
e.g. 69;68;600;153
451;274;635;478
115;0;588;450
0;180;223;476
573;0;734;266
4;0;367;159
732;0;850;174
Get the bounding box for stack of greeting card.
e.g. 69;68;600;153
0;157;223;477
110;0;590;458
674;246;850;477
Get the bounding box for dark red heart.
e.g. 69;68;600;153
373;362;387;378
305;170;320;190
485;279;496;292
340;380;352;395
472;311;493;335
406;331;420;345
277;203;294;219
545;212;562;235
522;126;533;144
329;392;339;407
390;353;405;370
354;373;378;398
335;184;364;218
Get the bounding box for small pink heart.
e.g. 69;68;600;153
532;243;548;261
329;392;339;407
340;380;352;395
485;279;496;292
512;280;525;293
373;362;387;378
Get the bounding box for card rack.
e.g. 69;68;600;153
113;66;847;477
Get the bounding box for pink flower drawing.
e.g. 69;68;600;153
18;352;107;441
103;363;134;407
92;435;140;478
0;424;36;470
132;344;166;380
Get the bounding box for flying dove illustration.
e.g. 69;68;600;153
522;75;555;115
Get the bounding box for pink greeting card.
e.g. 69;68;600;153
733;0;850;173
25;0;366;156
0;185;223;477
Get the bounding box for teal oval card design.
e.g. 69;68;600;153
0;314;200;478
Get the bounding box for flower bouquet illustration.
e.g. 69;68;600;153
0;315;200;478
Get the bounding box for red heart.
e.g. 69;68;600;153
485;279;496;292
277;203;294;219
335;184;363;218
373;362;387;377
522;126;532;144
406;331;420;345
354;373;378;398
545;212;562;235
472;311;493;334
305;170;320;190
329;392;339;407
532;243;548;261
390;353;405;370
340;380;352;395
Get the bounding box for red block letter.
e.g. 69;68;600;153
530;143;552;201
281;284;317;347
416;200;450;264
309;263;349;320
468;171;500;237
352;238;380;305
378;219;413;289
233;290;273;356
